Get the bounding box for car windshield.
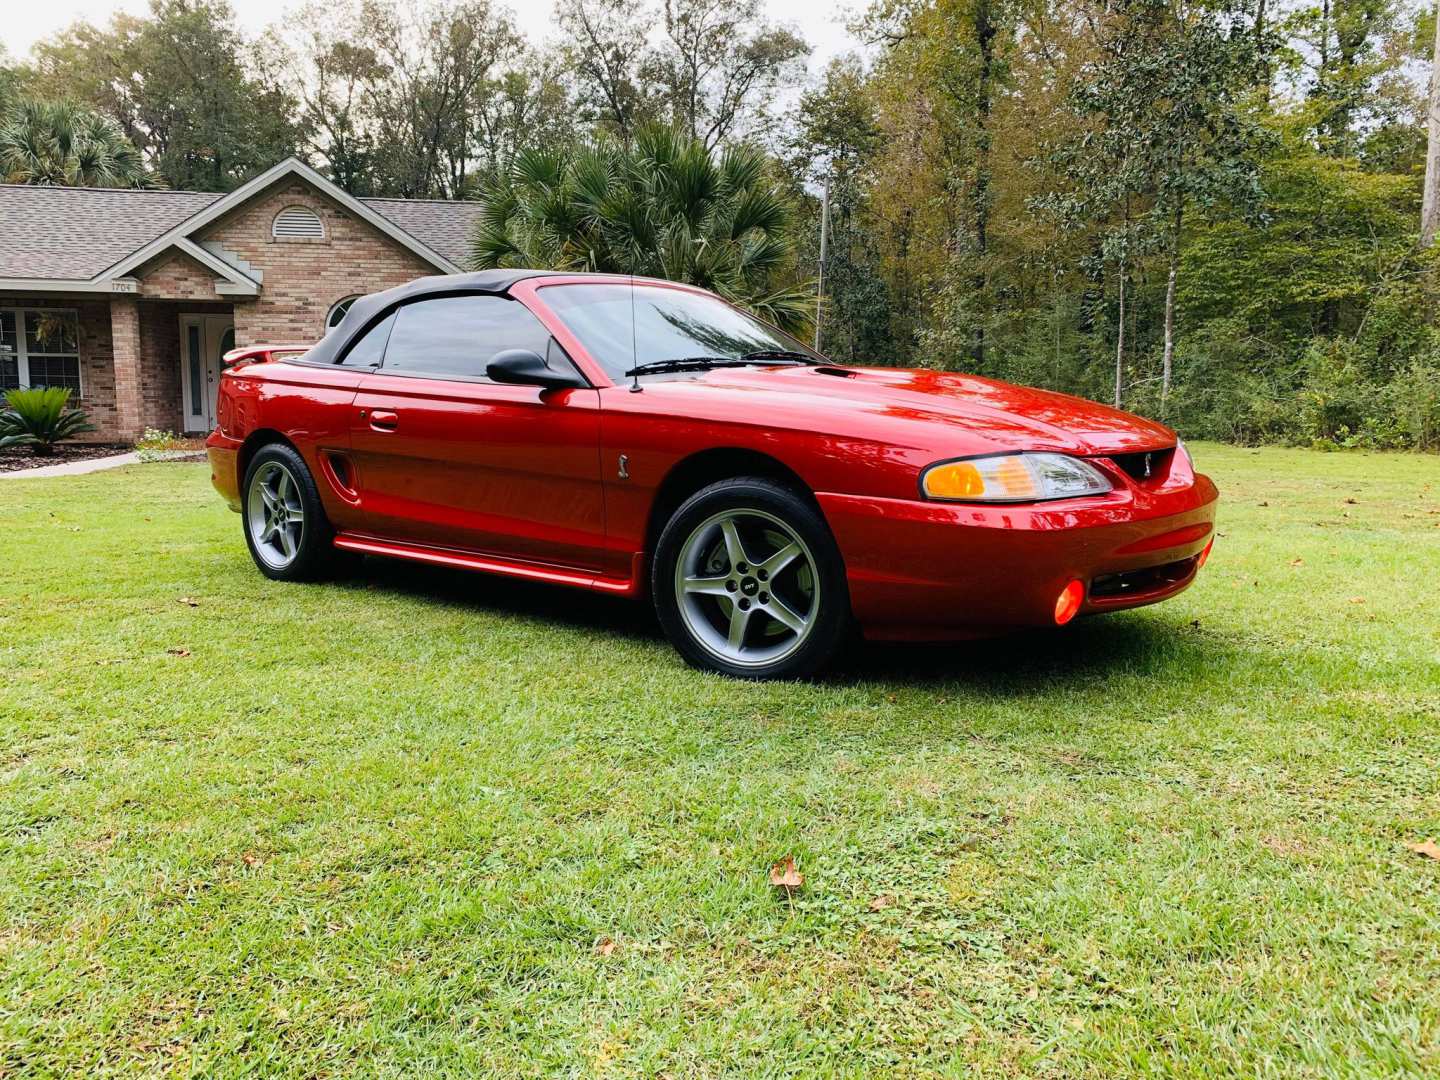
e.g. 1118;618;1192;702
538;283;820;383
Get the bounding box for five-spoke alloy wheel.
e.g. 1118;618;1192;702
241;443;335;581
247;460;306;570
654;478;851;679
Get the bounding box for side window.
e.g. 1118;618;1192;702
337;311;395;368
382;294;551;379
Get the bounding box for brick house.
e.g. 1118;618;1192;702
0;158;481;441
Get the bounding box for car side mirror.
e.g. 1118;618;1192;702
486;348;584;390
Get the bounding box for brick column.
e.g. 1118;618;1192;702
110;295;143;442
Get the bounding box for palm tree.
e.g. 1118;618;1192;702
471;127;813;333
0;100;155;189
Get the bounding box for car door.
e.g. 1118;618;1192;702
347;292;607;571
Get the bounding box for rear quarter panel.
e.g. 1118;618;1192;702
216;361;367;528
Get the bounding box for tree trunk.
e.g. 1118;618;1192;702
1162;204;1182;410
1256;0;1270;101
970;0;996;369
1114;265;1126;409
1422;0;1440;247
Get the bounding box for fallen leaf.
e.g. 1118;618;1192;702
177;597;200;607
1344;497;1357;505
868;895;892;911
1289;558;1304;567
166;648;191;657
595;937;617;957
1257;500;1269;507
769;856;803;890
1407;839;1440;861
241;851;260;867
1348;597;1365;605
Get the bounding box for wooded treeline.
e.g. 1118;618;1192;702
3;0;1439;447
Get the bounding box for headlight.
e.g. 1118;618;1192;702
921;453;1113;502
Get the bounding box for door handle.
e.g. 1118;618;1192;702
367;409;398;432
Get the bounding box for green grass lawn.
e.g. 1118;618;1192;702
2;444;1438;1077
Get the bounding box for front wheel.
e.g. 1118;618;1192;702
652;478;851;679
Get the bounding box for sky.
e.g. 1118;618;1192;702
2;0;863;79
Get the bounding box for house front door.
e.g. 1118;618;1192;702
179;314;235;434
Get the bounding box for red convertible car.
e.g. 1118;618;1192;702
207;271;1217;679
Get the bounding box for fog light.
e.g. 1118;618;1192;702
1198;537;1214;569
1054;580;1084;625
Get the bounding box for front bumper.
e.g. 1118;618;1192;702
817;473;1219;641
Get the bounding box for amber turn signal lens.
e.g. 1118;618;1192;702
922;460;987;499
1198;537;1214;569
1054;579;1084;625
921;453;1111;502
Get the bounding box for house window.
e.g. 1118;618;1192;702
0;308;81;394
327;295;360;331
272;205;325;240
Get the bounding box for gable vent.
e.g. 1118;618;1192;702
272;205;325;239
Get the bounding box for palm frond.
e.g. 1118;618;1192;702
469;127;806;327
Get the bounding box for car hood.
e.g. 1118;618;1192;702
689;364;1176;456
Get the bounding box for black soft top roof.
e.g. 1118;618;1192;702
303;269;563;366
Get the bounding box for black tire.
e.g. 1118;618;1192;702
651;477;851;680
240;443;338;582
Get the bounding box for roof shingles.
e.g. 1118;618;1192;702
0;181;481;282
360;197;482;268
0;185;221;280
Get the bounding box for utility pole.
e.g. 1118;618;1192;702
814;178;830;352
1423;1;1440;246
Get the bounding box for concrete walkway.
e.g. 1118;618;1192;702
0;452;140;479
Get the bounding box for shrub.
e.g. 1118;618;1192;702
0;387;96;455
135;427;182;462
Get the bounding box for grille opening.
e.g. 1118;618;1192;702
1090;554;1197;600
1108;447;1174;484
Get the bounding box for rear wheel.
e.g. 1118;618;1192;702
652;478;851;679
241;443;336;581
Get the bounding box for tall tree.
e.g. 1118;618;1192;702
554;0;656;140
1036;0;1272;408
1422;0;1440;245
0;46;21;118
470;59;579;186
785;56;892;361
862;0;1020;369
653;0;809;149
555;0;808;148
28;0;298;191
357;0;523;198
283;0;564;197
273;10;386;194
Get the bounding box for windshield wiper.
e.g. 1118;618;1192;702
737;350;816;365
624;353;813;378
624;357;730;377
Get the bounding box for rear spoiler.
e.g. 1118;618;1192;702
221;344;313;369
